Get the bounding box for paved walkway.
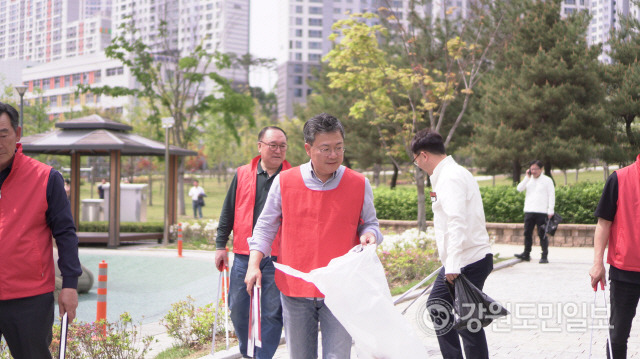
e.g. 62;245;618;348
204;243;640;359
68;242;640;358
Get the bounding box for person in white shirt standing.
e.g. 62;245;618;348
514;160;555;264
412;129;493;359
188;180;206;219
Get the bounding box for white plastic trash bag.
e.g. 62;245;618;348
273;245;429;359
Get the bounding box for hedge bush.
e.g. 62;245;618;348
78;221;164;232
373;181;604;224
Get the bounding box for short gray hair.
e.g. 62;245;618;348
303;113;344;145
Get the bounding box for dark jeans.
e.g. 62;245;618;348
0;292;54;359
523;212;548;256
608;279;640;359
427;254;494;359
192;200;203;218
228;254;283;359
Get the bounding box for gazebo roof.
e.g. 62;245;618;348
20;115;196;156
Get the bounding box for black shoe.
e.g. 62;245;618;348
539;257;549;264
514;252;531;261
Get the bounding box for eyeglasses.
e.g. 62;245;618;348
315;146;346;156
259;141;288;151
413;152;422;166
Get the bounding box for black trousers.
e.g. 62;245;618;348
523;212;548;256
427;254;494;359
608;279;640;359
0;292;54;359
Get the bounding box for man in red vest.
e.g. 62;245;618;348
215;126;291;358
590;153;640;359
0;102;82;358
244;113;382;358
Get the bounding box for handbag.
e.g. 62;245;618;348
446;274;509;331
544;213;562;236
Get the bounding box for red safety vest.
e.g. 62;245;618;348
608;154;640;272
276;167;365;297
0;144;56;300
233;156;291;255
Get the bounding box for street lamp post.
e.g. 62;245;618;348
161;117;175;245
14;85;28;135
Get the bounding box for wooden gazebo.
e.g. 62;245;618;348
19;115;196;248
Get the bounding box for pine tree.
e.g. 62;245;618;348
472;0;607;183
602;13;640;163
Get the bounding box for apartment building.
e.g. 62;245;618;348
586;0;640;62
21;52;131;121
82;0;112;18
0;0;111;63
111;0;249;84
276;0;428;119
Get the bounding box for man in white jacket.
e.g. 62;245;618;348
412;129;493;359
514;160;555;263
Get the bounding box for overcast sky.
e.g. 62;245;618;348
249;1;279;92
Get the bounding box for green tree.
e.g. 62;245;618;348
22;89;52;136
324;4;505;229
294;65;392;186
601;13;640;162
250;87;278;122
0;83;52;136
78;21;255;215
471;0;607;184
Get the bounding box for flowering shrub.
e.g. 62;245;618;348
378;227;435;252
0;313;150;359
161;296;231;349
1;313;153;358
170;219;219;245
67;313;154;358
377;228;440;288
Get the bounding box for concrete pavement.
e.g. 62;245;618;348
69;242;640;358
204;243;640;359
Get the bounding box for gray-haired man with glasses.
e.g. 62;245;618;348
245;113;383;358
215;126;291;358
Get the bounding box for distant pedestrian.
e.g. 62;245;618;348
590;153;640;359
412;128;493;359
514;160;555;263
215;126;291;358
188;180;205;219
97;178;106;199
0;102;83;358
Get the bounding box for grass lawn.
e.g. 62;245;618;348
76;166;608;224
474;167;608;187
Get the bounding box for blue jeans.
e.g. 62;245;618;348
192;200;202;218
228;254;283;359
281;294;352;359
427;254;493;359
